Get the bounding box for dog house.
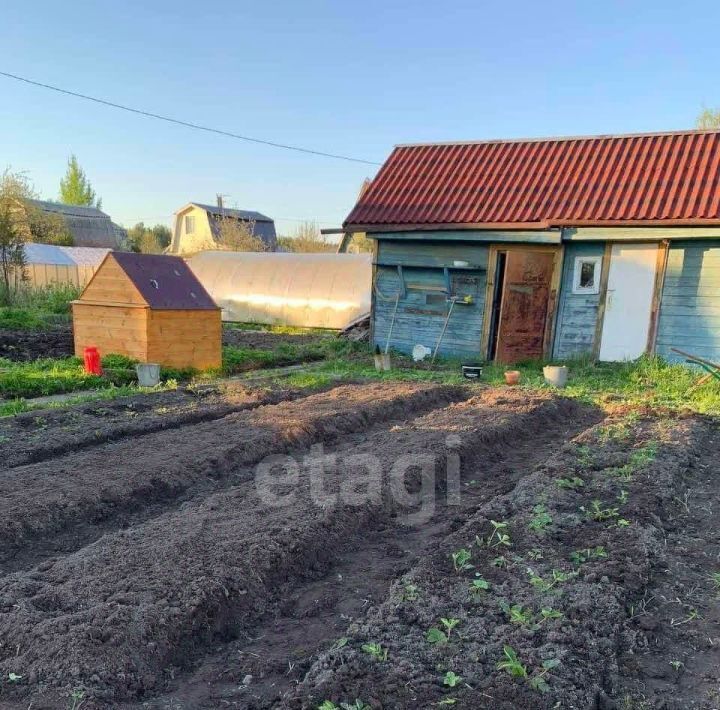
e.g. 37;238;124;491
72;252;221;370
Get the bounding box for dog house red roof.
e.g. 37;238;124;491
345;129;720;230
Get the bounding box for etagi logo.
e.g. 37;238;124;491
254;434;463;526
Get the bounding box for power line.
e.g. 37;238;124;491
0;70;382;166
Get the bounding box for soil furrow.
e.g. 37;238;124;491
131;394;601;710
282;413;706;709
0;383;465;573
0;390;582;708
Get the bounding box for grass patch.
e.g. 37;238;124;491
0;284;81;329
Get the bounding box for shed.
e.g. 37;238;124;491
343;129;720;364
72;253;221;370
187;251;371;329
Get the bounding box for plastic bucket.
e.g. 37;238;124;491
462;363;483;380
136;363;161;387
543;365;568;388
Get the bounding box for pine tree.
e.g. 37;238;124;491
59;155;102;209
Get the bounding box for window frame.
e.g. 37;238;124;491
184;215;196;235
572;255;602;295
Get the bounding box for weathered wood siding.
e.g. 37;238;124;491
656;239;720;362
552;242;604;359
72;303;149;362
373;240;488;356
146;309;222;370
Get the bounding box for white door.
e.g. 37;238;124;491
599;243;658;361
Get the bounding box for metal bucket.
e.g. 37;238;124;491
543;365;568;388
136;363;161;387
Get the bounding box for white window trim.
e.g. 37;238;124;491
184;215;196;235
572;255;602;295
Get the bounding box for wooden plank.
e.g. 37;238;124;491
592;243;613;360
646;240;670;354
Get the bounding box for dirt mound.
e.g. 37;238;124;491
0;382;465;572
221;329;328;350
284;414;706;709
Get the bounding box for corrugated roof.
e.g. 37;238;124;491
344;129;720;229
111;253;218;310
29;199;109;219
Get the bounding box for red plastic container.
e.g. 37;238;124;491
83;346;102;375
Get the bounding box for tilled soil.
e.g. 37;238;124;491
283;413;711;710
0;327;74;361
0;325;327;362
0;387;586;708
0;383;714;710
0;382;463;573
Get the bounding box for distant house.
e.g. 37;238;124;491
28;199;127;249
169;202;277;254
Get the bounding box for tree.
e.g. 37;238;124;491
127;222;172;253
0;172;28;305
697;108;720;129
279;221;334;253
59;155;102;208
215;216;267;252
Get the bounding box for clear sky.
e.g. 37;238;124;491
1;0;718;233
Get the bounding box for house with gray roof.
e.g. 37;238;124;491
169;201;277;254
28;199;127;249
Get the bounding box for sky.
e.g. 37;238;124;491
1;0;719;233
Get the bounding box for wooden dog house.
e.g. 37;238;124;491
72;252;222;370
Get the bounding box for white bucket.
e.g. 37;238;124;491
543;365;568;388
136;363;161;387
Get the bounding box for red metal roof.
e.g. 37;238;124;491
344;130;720;230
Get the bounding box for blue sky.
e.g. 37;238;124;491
0;0;718;233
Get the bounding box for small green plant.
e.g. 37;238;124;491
528;504;553;534
443;671;462;688
496;646;560;693
528;568;577;593
492;555;509;568
7;673;22;682
426;627;448;645
581;499;619;521
321;701;371;710
403;583;420;601
617;489;629;504
69;689;85;710
710;571;720;596
451;548;473;573
330;637;349;651
527;548;544;561
500;602;533;627
440;617;460;639
556;476;584;490
481;520;512;548
437;700;457;706
538;607;564;625
575;444;594;469
669;660;684;671
529;659;561;693
361;642;388;661
497;645;527;678
469;576;490;597
570;546;608;565
615;518;631;528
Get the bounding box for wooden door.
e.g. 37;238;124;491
495;250;556;363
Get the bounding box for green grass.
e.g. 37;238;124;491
0;284;81;329
280;352;720;415
0;356;104;399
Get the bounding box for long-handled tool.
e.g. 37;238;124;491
431;297;457;365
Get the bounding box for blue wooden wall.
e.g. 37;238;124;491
656;239;720;363
373;240;488;357
552;242;604;359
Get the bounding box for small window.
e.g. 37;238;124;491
184;215;196;234
572;256;602;294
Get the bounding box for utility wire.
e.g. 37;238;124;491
0;70;382;166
